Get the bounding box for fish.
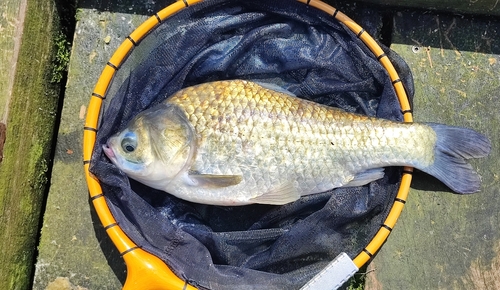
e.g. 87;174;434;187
102;80;491;206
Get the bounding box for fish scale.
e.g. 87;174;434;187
169;81;431;202
104;80;490;205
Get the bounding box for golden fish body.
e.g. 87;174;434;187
103;80;490;205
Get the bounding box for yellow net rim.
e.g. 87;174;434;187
83;0;413;288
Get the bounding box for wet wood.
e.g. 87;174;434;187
0;0;62;288
0;123;5;163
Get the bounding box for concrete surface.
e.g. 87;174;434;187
366;11;500;289
359;0;500;16
32;7;152;290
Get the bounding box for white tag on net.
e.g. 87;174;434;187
300;252;359;290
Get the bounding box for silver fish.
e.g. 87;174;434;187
103;80;491;205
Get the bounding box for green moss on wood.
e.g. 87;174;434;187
0;0;66;288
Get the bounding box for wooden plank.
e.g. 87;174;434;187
0;0;64;288
358;0;500;16
365;11;500;289
0;0;26;123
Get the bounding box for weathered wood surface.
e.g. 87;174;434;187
0;0;26;123
0;0;64;289
366;11;500;290
359;0;500;16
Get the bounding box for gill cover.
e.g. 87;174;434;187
142;103;196;180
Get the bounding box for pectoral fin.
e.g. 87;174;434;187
342;168;385;187
189;173;242;188
249;182;301;205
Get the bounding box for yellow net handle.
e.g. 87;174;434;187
83;0;414;288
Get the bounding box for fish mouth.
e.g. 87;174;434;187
102;143;116;160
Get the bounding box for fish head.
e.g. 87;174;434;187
103;118;161;186
103;103;195;190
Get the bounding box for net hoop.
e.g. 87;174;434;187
83;0;413;288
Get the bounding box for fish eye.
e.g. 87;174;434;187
121;132;137;153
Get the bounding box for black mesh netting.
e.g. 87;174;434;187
89;0;414;289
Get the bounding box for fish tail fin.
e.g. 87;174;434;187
421;123;491;194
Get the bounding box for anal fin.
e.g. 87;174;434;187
250;182;301;205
